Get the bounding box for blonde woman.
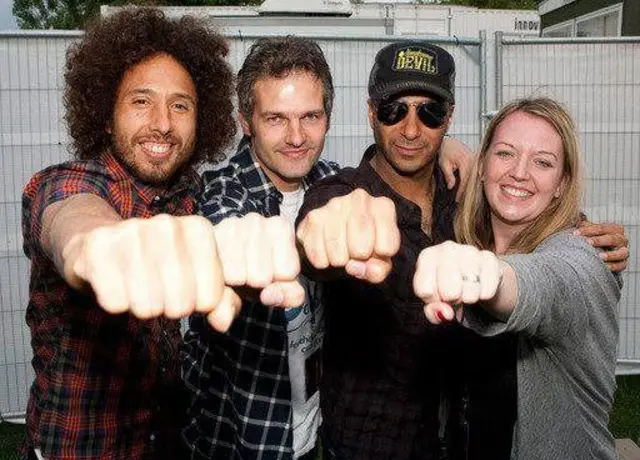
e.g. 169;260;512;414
413;98;621;459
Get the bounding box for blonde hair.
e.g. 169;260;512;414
455;98;583;254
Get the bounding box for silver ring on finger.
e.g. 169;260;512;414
461;274;481;283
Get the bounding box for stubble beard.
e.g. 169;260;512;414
111;133;194;186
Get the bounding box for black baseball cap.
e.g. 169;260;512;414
368;41;456;106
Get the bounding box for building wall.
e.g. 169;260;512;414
541;0;639;36
621;0;640;36
541;0;621;28
103;4;540;39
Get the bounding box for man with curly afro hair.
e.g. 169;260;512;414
21;7;306;460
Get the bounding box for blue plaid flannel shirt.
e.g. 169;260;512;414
182;137;339;459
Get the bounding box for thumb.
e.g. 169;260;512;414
443;167;456;190
206;287;242;332
260;281;306;308
345;257;392;284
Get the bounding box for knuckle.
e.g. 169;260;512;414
327;196;343;212
214;216;239;239
480;249;495;261
242;212;263;229
372;196;395;219
267;215;291;235
305;209;323;228
150;213;175;229
189;215;214;232
441;241;457;252
352;188;369;200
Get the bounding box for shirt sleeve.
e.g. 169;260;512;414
295;171;357;228
198;168;260;225
463;231;622;345
21;161;111;259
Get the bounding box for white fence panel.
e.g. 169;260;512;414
0;32;80;418
2;31;638;420
497;36;640;366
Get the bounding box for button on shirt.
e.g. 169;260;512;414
21;152;199;459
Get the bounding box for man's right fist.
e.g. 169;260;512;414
64;213;303;331
296;189;400;283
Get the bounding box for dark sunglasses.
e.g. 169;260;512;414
376;100;448;129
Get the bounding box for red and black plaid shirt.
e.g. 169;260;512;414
21;152;200;459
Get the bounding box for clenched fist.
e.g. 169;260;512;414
413;241;502;324
64;213;302;331
296;189;400;283
213;213;304;308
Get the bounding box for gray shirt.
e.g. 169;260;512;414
463;230;621;460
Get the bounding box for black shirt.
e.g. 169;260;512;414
298;145;516;460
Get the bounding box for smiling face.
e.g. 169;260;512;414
110;53;197;185
483;111;567;236
240;71;328;192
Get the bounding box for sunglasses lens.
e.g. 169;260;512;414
377;100;448;128
377;102;408;126
417;102;447;129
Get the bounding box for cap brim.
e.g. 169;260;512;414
380;80;454;105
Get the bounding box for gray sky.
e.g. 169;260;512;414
0;0;18;30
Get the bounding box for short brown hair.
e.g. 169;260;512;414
236;36;334;123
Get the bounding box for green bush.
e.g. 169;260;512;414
610;374;640;442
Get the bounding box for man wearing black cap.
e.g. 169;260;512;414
294;40;517;460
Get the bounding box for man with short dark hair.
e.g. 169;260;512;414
296;41;483;460
183;36;338;460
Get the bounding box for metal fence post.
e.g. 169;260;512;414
479;29;487;134
495;30;503;108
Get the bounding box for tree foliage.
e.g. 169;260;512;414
13;0;261;29
435;0;537;9
13;0;99;29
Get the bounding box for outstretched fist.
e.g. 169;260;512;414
296;189;400;283
66;213;302;332
213;213;304;308
413;241;502;324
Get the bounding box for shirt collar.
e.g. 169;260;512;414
358;143;458;240
102;150;200;205
229;135;327;201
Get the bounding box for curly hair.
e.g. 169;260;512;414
64;7;236;166
236;36;334;123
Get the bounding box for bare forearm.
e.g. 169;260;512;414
42;194;121;288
